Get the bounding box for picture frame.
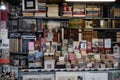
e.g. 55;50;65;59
22;0;38;11
19;18;37;32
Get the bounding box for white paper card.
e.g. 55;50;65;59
104;39;111;48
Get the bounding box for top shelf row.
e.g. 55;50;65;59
9;2;120;18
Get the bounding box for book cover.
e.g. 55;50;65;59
28;42;35;50
69;53;76;61
73;41;79;50
62;39;68;47
44;60;55;70
35;51;44;62
20;59;27;66
104;38;111;54
98;39;104;53
80;40;87;51
34;38;41;50
51;42;57;53
87;42;92;53
92;38;99;53
28;54;35;62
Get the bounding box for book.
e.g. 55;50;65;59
34;38;41;50
114;4;120;18
44;60;55;70
87;42;92;53
80;40;87;50
28;53;35;62
51;42;57;53
35;51;44;62
35;2;47;17
68;19;85;29
28;42;34;50
92;38;99;53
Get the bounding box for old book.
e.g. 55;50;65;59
114;4;120;18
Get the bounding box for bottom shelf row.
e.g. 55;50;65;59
0;64;120;80
19;71;120;80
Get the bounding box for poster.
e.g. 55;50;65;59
56;72;85;80
84;72;108;80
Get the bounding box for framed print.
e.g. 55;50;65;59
22;0;38;11
56;72;85;80
85;72;108;80
23;73;55;80
19;18;37;32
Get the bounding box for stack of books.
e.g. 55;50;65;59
73;4;86;17
62;3;72;17
22;11;34;16
86;5;100;18
35;3;47;17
